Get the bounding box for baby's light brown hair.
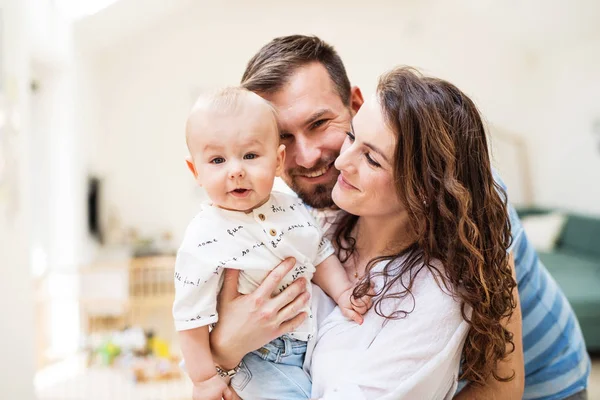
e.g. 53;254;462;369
185;86;280;153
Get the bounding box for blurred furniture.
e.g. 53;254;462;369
517;207;600;352
35;354;191;400
79;256;176;342
128;256;177;343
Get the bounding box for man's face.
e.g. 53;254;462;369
261;62;354;209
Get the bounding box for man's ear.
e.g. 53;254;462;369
275;144;286;177
350;86;364;116
186;157;201;185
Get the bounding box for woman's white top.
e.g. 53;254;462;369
172;191;334;340
305;257;471;399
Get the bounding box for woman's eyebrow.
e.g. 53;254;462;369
363;141;390;163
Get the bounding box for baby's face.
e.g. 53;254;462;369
187;103;284;212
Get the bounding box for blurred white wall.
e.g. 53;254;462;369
73;0;600;245
0;0;36;397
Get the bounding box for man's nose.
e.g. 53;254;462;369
294;135;322;169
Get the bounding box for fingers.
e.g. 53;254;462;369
277;290;310;323
226;386;242;400
271;275;307;313
368;283;376;297
219;268;241;302
351;295;371;315
192;375;229;400
351;301;368;315
252;257;296;300
222;386;233;400
351;285;376;314
341;307;364;325
363;284;376;310
278;311;308;337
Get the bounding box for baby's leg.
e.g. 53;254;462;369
231;337;311;400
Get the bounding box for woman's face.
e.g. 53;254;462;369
332;97;404;218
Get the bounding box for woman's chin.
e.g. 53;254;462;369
332;183;352;213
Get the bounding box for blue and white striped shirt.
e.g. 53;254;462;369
501;175;590;399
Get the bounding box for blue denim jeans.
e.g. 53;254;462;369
231;336;311;400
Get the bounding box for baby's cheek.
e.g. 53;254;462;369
255;164;277;184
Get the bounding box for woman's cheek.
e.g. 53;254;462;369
370;173;393;202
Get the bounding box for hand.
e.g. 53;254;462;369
210;257;310;369
192;374;235;400
336;286;374;325
228;387;242;400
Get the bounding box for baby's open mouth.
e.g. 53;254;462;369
230;188;251;197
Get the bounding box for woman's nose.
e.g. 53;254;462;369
334;137;354;172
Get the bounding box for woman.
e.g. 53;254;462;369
308;66;516;398
210;67;517;399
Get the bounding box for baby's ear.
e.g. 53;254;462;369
275;144;286;177
186;157;201;186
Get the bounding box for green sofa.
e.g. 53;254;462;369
517;207;600;352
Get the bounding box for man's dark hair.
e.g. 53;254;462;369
241;35;351;105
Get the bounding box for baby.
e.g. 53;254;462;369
173;87;369;400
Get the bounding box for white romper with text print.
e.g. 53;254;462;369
172;191;334;341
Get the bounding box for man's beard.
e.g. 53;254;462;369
285;158;339;209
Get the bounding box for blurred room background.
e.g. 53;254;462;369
1;0;599;398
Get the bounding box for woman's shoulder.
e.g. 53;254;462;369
373;256;460;312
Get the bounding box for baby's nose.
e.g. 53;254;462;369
229;166;245;179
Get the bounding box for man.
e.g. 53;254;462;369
208;35;590;399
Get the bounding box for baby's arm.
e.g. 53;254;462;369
312;254;352;305
312;254;372;324
173;249;230;399
179;327;225;388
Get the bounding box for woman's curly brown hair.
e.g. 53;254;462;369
335;67;517;385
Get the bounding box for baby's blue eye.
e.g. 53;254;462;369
244;153;258;160
211;157;225;164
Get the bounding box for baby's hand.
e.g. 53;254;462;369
192;374;235;400
336;286;374;325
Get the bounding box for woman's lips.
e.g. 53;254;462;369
337;174;358;190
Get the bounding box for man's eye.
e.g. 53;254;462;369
210;157;225;164
280;133;293;140
244;153;258;160
311;119;327;129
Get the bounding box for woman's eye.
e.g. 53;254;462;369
346;131;355;141
210;157;225;164
244;153;258;160
365;153;381;168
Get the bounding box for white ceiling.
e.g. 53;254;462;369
73;0;195;53
73;0;600;55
